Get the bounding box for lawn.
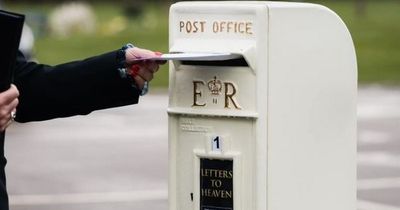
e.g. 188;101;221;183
5;2;170;87
313;0;400;85
4;1;400;86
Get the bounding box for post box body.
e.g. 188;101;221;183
168;2;357;210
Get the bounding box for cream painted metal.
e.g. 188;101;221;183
168;2;357;210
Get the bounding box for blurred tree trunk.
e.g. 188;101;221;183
355;0;367;17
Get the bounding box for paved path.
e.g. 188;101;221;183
358;86;400;210
4;86;400;210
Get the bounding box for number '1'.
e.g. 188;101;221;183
213;136;220;149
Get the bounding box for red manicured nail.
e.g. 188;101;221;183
129;65;140;76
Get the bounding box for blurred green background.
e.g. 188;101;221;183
3;0;400;87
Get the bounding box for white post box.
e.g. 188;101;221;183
168;2;357;210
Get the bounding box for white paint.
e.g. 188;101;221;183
169;2;357;210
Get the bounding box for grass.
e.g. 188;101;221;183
4;1;400;86
5;2;170;87
312;0;400;85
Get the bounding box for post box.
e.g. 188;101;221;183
168;2;357;210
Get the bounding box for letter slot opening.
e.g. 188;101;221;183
181;57;248;67
167;52;249;67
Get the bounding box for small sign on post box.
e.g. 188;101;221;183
200;158;234;210
168;2;357;210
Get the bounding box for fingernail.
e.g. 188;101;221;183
155;51;162;56
129;65;140;75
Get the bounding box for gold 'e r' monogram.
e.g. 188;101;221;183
192;77;241;110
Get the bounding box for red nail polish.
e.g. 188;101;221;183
129;65;140;76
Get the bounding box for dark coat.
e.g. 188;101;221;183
0;50;140;210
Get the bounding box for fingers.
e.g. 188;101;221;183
0;107;17;131
137;65;154;82
145;60;160;73
125;47;162;65
156;60;167;65
124;46;166;92
129;60;160;90
0;84;19;106
133;75;147;90
0;85;19;131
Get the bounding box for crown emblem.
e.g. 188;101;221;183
208;76;223;95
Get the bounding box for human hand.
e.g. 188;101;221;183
0;85;19;131
125;47;166;90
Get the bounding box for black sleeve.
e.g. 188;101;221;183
13;51;140;122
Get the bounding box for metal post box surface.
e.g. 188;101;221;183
168;2;357;210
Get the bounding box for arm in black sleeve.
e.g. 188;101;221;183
13;50;140;122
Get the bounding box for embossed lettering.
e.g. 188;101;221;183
224;82;241;109
246;22;253;34
179;21;185;32
179;20;206;33
193;80;206;107
212;21;253;35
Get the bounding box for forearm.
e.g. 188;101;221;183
13;51;140;122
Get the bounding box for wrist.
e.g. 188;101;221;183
116;43;136;88
116;43;134;76
116;43;148;96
